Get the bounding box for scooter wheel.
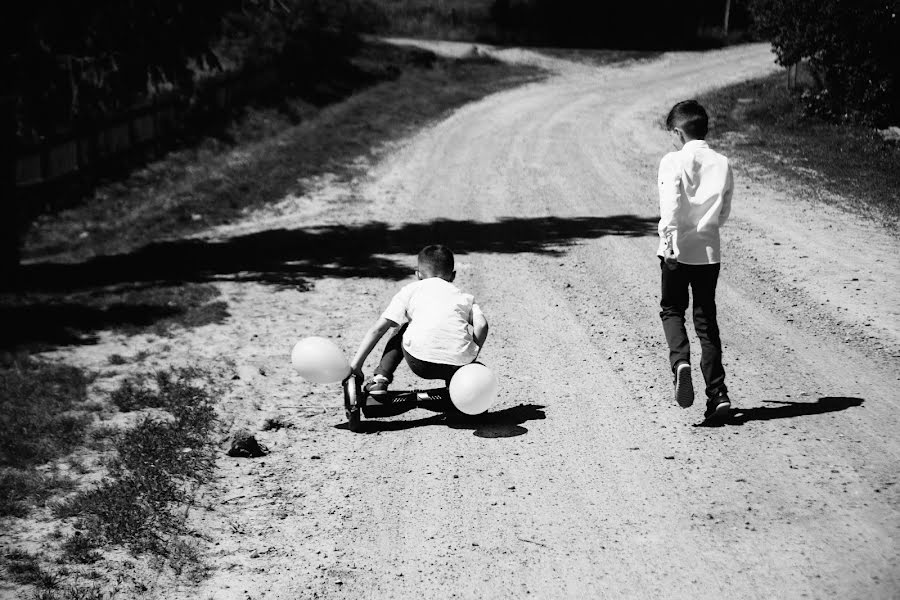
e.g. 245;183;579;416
347;407;362;433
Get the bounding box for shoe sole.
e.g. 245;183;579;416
674;365;694;408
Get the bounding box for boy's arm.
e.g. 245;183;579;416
472;312;489;349
719;162;734;226
658;154;680;265
349;316;398;376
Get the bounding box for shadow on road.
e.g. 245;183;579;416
6;214;654;351
336;403;547;437
18;215;656;292
695;396;865;428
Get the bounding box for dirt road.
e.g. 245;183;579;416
135;43;900;599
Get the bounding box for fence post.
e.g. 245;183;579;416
0;96;19;286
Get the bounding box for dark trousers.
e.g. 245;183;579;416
374;324;463;385
659;260;726;399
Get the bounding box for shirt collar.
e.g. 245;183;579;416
682;139;709;151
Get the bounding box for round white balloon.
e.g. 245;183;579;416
449;363;498;415
291;337;350;384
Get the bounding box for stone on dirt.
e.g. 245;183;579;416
227;428;267;458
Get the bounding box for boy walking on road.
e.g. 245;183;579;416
657;100;732;421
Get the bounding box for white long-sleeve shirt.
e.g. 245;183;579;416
657;139;733;265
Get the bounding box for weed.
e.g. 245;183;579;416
55;368;218;559
60;533;102;564
3;550;54;587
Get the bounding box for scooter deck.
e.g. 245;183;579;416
342;374;453;431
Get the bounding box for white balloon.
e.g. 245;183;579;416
449;363;498;415
291;337;350;384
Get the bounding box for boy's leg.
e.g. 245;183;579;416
403;350;461;412
372;324;408;384
403;349;460;384
659;260;691;370
689;264;727;398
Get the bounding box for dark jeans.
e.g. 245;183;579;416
659;260;727;399
374;324;463;385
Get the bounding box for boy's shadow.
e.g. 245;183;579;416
695;396;864;428
336;404;546;438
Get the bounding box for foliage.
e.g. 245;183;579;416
2;0;383;144
750;0;900;125
487;0;747;48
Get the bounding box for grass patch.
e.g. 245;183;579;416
698;71;900;224
23;42;546;264
0;357;91;517
2;550;57;588
54;368;218;559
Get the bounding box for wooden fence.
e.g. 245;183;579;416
11;63;282;193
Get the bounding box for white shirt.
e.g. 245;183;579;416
381;277;483;365
657;140;733;265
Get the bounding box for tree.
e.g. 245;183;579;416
750;0;900;125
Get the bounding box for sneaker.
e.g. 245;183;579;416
704;392;731;420
674;362;694;408
364;374;390;396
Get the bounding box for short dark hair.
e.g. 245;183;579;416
418;245;454;277
666;100;709;139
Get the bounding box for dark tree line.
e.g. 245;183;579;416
489;0;753;49
1;0;375;145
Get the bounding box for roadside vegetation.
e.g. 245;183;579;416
22;44;544;264
699;70;900;223
1;364;219;599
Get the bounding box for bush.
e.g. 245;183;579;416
751;0;900;125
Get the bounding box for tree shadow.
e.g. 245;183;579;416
17;214;656;293
695;397;865;428
0;283;229;352
336;403;546;438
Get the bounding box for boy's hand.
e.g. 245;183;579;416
664;247;679;270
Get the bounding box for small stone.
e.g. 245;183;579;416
227;429;266;458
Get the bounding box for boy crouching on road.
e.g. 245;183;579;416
349;245;488;395
657;100;732;421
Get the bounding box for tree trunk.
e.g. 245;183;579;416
0;96;20;288
723;0;732;35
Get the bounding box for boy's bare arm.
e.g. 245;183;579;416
349;316;398;375
472;313;489;348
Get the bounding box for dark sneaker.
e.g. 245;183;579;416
704;392;731;420
674;362;694;408
364;375;390;396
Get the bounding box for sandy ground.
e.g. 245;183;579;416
21;42;900;599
